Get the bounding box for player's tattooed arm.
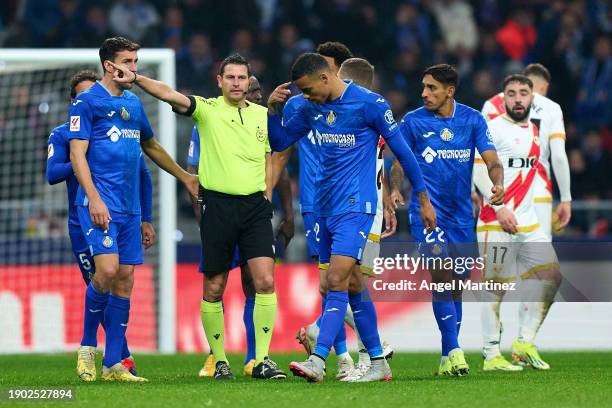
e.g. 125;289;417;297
389;159;406;208
108;61;191;113
381;178;398;239
480;150;505;205
417;191;437;232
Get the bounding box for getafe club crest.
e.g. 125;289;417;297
440;128;454;142
120;107;130;120
326;110;336;126
102;236;113;248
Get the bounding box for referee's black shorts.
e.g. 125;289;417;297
199;187;274;276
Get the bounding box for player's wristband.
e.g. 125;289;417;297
130;72;138;84
492;204;506;213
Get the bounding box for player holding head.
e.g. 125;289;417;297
69;37;198;382
267;52;437;382
279;42;360;380
111;52;286;380
474;74;561;371
295;57;397;381
187;74;294;378
49;70;154;380
481;63;571;239
389;64;504;376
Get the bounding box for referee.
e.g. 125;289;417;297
109;54;286;380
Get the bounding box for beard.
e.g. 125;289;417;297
505;103;531;122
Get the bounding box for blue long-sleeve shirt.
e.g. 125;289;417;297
267;81;426;216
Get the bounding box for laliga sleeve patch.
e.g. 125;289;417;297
70;116;80;132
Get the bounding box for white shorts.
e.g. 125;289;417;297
477;227;559;282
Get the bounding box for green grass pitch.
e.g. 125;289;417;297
1;352;611;408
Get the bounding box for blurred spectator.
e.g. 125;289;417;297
21;0;61;46
495;9;536;61
176;33;215;96
277;24;314;79
475;0;502;29
460;69;498;110
576;35;611;131
230;29;255;59
313;0;362;52
75;5;112;48
179;0;216;39
109;0;160;44
46;0;81;47
577;129;612;198
568;149;593;199
159;6;185;52
473;32;506;78
393;3;437;57
429;0;478;56
389;49;425;110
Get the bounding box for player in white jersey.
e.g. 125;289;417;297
481;63;571;240
474;75;561;371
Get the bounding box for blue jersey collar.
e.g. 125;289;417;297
93;81;125;97
433;99;456;119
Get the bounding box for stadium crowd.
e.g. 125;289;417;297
0;0;610;236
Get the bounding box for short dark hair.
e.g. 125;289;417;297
69;70;100;100
99;37;140;68
338;58;374;89
423;64;458;87
503;74;533;91
291;53;330;81
522;63;551;84
315;41;353;68
219;53;251;76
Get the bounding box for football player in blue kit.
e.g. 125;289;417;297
267;53;437;382
47;70;154;380
389;64;504;376
69;37;198;382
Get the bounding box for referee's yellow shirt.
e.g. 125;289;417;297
190;96;270;195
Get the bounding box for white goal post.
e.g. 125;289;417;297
0;49;177;353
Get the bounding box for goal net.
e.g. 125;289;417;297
0;49;177;353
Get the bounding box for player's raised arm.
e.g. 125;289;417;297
46;129;73;185
108;60;191;113
267;87;311;151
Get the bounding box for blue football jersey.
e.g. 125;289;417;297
400;101;495;228
275;82;425;217
283;95;318;213
68;82;154;214
187;125;199;166
47;123;80;226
